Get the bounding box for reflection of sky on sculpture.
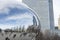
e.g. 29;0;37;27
0;2;34;29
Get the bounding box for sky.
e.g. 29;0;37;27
0;0;35;29
53;0;60;26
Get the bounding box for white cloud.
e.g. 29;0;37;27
16;0;22;3
0;7;10;14
6;12;32;21
0;0;28;14
0;21;33;30
0;0;33;30
0;24;14;30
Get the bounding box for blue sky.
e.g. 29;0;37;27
0;0;34;29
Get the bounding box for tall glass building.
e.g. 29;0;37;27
22;0;54;31
33;16;37;26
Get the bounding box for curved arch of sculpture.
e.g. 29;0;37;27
23;3;41;30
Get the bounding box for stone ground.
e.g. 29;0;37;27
0;32;36;40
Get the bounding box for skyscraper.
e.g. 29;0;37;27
22;0;54;31
33;16;37;26
58;16;60;29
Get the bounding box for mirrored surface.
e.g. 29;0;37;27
0;2;40;40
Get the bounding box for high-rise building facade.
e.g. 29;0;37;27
22;0;54;31
33;16;37;26
58;16;60;29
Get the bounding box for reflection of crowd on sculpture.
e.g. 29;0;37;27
0;25;60;40
0;25;37;40
0;31;36;40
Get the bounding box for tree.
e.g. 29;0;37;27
52;33;60;40
35;31;43;40
43;30;60;40
19;26;22;32
21;25;25;32
27;25;43;40
26;25;37;33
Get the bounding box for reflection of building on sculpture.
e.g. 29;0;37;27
33;16;37;26
22;0;60;35
22;0;54;31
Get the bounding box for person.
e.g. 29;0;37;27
13;34;16;38
5;37;10;40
